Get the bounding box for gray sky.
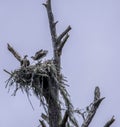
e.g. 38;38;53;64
0;0;120;126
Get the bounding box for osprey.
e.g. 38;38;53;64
31;49;48;61
21;55;30;67
94;86;100;101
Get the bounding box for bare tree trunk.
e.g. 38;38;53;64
43;1;71;126
43;0;61;126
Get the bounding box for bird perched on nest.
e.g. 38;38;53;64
21;55;30;67
7;43;30;68
31;49;48;61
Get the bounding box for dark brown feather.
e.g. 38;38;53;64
31;49;48;60
21;55;30;67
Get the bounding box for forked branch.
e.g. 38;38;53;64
57;25;71;42
58;34;70;55
43;0;71;57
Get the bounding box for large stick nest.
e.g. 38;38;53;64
5;59;71;109
5;59;79;126
6;60;58;95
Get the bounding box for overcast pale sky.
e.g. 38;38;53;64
0;0;120;127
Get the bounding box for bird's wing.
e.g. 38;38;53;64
27;60;30;66
7;43;22;62
35;49;43;55
20;60;23;66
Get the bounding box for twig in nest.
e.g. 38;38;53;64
41;113;49;124
39;120;46;127
26;92;34;110
60;110;69;127
4;69;12;75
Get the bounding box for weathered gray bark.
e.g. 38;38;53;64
43;0;71;127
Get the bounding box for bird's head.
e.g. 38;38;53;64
31;56;34;58
24;55;28;58
44;50;48;54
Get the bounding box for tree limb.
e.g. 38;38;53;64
57;25;71;43
81;86;105;127
39;120;46;127
3;69;12;75
104;116;115;127
60;110;69;127
43;0;57;47
7;43;21;62
58;34;70;56
41;113;49;124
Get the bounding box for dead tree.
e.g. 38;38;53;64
4;0;115;127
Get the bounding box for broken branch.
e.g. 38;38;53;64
58;34;70;55
104;116;115;127
43;0;57;46
57;25;71;42
7;43;21;62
